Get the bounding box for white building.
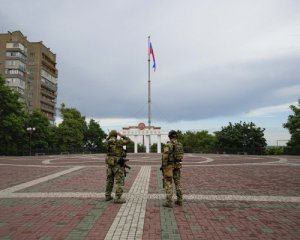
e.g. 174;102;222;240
121;123;169;153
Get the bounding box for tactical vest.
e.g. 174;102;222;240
171;139;184;161
107;138;124;158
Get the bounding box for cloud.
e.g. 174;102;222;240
152;55;300;121
244;101;297;117
1;0;300;124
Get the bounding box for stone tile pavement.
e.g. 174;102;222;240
0;153;299;239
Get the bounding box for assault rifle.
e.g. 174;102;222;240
118;157;131;177
160;166;165;188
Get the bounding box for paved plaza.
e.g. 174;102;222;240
0;153;299;240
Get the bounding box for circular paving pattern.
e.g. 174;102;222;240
0;153;299;239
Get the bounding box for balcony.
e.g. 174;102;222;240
40;97;56;107
6;82;25;90
6;43;27;56
40;87;57;99
6;51;27;63
5;70;26;79
41;106;55;116
41;79;57;92
42;61;57;76
41;108;55;121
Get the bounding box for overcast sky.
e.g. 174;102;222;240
1;0;300;145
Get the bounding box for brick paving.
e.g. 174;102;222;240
104;166;151;239
179;165;300;196
0;154;299;239
0;166;66;189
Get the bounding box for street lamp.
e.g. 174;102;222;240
243;133;247;154
26;127;36;156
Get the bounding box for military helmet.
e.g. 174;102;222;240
109;130;118;138
168;130;177;139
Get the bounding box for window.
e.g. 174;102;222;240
6;42;26;52
6;52;15;57
5;69;25;77
6;51;26;60
19;62;26;71
17;87;24;94
42;70;57;84
5;78;25;89
6;60;16;66
5;60;26;71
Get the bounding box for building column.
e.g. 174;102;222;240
134;135;138;153
157;134;161;153
145;135;150;153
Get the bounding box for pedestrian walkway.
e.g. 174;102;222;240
105;166;151;240
0;153;299;239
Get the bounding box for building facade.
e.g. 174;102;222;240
121;123;169;153
0;31;58;123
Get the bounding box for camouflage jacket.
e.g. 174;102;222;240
162;138;181;166
106;136;131;158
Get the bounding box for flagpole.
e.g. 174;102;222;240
148;36;151;152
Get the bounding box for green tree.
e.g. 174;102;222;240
84;119;106;152
47;124;59;154
56;103;87;153
150;143;166;153
25;110;52;154
283;98;300;154
182;130;216;153
126;141;134;153
215;122;266;154
126;142;146;153
138;144;146;153
265;146;284;155
0;75;27;155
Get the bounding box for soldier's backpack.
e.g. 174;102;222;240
107;139;124;157
172;140;184;161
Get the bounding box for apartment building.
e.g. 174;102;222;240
0;31;58;123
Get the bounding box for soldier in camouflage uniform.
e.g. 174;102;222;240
105;130;132;204
161;130;184;208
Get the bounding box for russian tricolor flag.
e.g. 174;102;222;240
150;42;156;72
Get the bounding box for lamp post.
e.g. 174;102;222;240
26;127;36;156
243;125;254;154
243;133;246;154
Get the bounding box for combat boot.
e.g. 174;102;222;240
105;195;113;201
175;199;183;206
114;197;126;204
163;201;173;208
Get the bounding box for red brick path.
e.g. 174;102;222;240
0;153;299;239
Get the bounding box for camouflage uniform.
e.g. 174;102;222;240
162;134;183;207
105;130;131;203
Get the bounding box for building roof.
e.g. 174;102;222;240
122;126;161;130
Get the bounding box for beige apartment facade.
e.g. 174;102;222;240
0;31;58;123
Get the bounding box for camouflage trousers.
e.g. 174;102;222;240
105;164;125;199
163;162;182;203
